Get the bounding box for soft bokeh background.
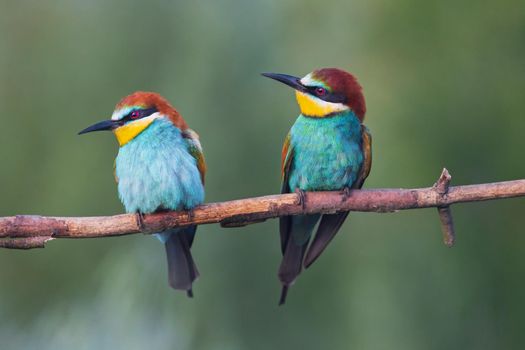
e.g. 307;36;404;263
1;0;525;349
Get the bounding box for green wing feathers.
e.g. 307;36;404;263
355;125;372;189
281;132;293;193
182;129;207;185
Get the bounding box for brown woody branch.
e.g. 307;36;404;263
1;169;524;249
433;168;456;247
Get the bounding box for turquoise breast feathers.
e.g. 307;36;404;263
115;117;205;214
288;111;363;191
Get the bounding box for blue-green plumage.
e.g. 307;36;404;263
288;111;364;192
285;111;364;244
79;92;207;296
263;68;371;305
279;111;365;304
116;118;204;216
115;117;204;294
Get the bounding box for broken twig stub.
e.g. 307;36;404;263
433;168;456;247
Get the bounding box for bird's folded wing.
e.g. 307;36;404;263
280;132;294;254
354;125;372;189
182;129;207;185
303;124;372;268
113;159;119;184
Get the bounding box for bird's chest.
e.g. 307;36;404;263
115;123;204;214
288;114;363;191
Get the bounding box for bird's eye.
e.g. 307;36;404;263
315;87;327;96
130;110;141;119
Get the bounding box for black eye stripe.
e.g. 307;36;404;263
121;107;158;123
305;86;346;104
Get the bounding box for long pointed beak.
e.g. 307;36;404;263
261;72;307;93
78;119;119;135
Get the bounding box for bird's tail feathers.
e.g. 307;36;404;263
279;285;289;306
164;227;199;296
277;214;321;305
278;237;308;284
278;238;309;305
304;212;349;269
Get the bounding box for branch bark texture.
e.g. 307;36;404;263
1;169;524;249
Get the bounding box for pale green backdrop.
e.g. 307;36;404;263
1;0;525;349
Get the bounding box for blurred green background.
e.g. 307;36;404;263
1;0;525;349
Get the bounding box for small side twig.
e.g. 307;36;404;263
433;168;455;247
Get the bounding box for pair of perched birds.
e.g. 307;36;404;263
79;68;372;304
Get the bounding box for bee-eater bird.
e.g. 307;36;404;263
78;92;206;297
262;68;372;305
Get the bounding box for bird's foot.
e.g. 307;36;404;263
135;212;146;231
187;208;195;221
341;187;352;203
295;188;307;210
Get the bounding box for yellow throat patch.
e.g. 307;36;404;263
113;117;156;146
295;91;347;117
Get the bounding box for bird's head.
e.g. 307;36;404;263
79;92;186;146
262;68;366;120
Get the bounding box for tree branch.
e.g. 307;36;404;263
1;169;524;249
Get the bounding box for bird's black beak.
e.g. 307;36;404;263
78;119;119;135
261;72;307;93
